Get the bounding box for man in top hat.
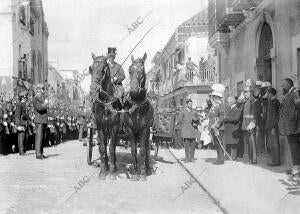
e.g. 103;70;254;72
15;91;30;155
208;83;226;165
107;47;125;98
32;84;48;159
241;84;257;164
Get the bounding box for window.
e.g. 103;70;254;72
297;48;300;82
237;81;244;97
19;6;26;25
180;98;184;106
30;18;34;35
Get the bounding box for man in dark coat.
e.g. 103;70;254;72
223;96;244;160
241;84;257;164
176;99;200;163
77;104;86;141
265;88;280;166
33;84;48;159
278;78;300;175
15;91;29;155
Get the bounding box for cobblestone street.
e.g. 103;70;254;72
0;141;222;214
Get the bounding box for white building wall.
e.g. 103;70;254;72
185;36;209;63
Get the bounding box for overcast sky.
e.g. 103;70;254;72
43;0;207;92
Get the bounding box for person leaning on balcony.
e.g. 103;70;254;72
264;87;280;166
241;82;257;164
278;78;300;176
185;57;197;81
176;99;200;163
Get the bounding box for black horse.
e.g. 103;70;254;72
90;53;122;180
123;53;154;181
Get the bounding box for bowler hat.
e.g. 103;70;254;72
107;47;117;56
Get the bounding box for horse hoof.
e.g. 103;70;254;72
140;175;147;181
109;174;116;180
131;175;139;181
98;173;106;180
87;161;92;166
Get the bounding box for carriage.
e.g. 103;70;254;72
151;110;182;156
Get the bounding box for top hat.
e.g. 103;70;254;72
19;91;28;97
107;47;117;56
211;83;225;98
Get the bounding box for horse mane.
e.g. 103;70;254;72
92;55;114;99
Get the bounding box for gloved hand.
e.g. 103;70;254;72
247;122;256;131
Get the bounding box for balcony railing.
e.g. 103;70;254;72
173;65;217;90
231;0;263;11
217;0;245;29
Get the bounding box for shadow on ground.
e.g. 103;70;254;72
87;150;174;179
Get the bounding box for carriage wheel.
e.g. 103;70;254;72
87;128;93;165
152;140;159;159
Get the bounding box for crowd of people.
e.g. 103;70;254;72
176;78;300;177
0;84;90;158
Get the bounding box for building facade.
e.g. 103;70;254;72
59;70;84;106
154;9;217;110
208;0;300;165
0;0;49;98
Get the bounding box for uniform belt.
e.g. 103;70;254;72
243;115;254;119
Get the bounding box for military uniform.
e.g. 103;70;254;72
208;99;225;164
78;106;86;141
241;94;257;164
207;84;226;164
32;84;48;159
15;91;29;155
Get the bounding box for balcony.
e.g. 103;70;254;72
173;65;217;90
217;0;245;29
231;0;263;11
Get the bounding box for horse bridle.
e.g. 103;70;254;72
130;60;145;93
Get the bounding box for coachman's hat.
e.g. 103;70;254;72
19;91;28;97
107;47;117;56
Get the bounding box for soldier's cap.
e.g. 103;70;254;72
255;81;263;86
107;47;117;56
186;98;192;104
261;82;271;88
243;86;251;92
19;91;28;97
36;83;45;89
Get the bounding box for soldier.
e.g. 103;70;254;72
78;104;86;141
208;83;226;165
32;84;48;159
260;81;272;153
15;91;30;156
241;83;257;164
107;47;125;99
